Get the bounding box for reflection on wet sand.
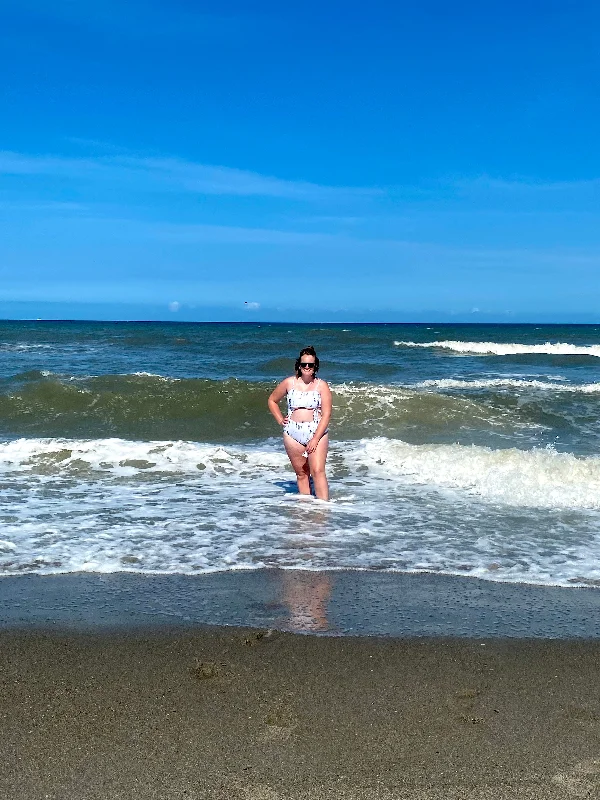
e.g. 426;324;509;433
280;570;334;632
274;498;335;632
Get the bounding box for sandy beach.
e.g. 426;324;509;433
2;625;600;799
4;0;600;793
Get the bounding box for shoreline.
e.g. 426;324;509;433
4;571;600;797
2;625;600;798
2;568;600;638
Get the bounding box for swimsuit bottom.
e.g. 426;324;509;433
283;419;328;447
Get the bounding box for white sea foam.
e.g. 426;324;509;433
394;340;600;357
0;343;52;351
332;382;412;403
1;437;600;587
412;378;600;393
2;437;599;511
65;371;179;382
358;438;600;510
0;437;286;476
130;371;179;381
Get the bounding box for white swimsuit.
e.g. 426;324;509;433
284;379;328;446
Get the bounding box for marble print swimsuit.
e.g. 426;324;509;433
284;379;328;446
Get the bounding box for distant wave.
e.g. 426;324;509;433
0;343;52;352
413;378;600;393
394;340;600;357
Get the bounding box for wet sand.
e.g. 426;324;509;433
2;626;600;799
3;570;600;638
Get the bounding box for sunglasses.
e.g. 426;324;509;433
300;362;316;368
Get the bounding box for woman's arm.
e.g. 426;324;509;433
268;379;291;426
306;381;332;452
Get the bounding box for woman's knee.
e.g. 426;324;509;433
294;464;310;479
310;465;326;479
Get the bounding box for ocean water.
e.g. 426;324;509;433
1;320;600;588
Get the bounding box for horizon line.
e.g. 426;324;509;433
2;317;599;326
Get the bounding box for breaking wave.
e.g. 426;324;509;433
413;378;600;392
359;437;600;510
1;436;600;586
0;372;537;442
2;435;599;511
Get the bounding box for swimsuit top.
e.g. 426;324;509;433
287;379;322;414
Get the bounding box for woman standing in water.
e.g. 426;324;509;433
268;346;331;500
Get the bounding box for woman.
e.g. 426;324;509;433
268;346;332;501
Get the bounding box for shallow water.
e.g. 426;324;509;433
1;320;599;587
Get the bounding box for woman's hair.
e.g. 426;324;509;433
295;346;320;377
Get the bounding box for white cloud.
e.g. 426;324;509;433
148;221;332;244
451;174;600;193
0;149;380;201
168;301;181;312
244;301;260;310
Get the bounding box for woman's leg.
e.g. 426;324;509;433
283;432;311;494
308;434;329;500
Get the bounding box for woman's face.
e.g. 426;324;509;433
299;355;316;378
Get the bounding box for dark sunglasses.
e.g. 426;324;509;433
300;362;316;368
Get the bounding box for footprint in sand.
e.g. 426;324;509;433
258;724;294;743
258;700;298;743
191;661;221;680
552;758;600;797
446;687;488;725
242;629;279;647
562;704;600;727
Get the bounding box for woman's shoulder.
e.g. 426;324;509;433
283;376;296;389
316;377;330;389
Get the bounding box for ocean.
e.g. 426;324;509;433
1;320;600;589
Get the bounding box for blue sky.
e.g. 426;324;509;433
1;0;599;321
